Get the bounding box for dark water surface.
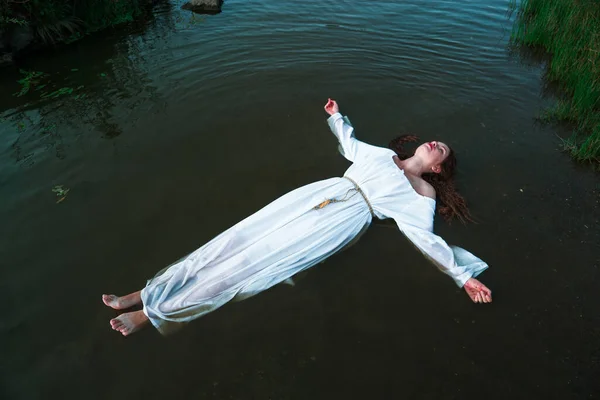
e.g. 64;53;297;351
1;0;599;399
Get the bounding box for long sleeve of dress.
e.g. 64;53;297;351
398;221;489;287
327;112;382;162
391;198;489;287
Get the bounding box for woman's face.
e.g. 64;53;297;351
415;141;451;172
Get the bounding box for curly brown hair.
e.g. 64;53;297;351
388;135;474;224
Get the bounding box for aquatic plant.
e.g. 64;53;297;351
13;69;47;97
511;0;600;164
52;184;70;203
40;87;74;100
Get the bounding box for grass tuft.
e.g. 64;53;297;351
511;0;600;164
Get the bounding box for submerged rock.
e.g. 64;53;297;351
182;0;223;14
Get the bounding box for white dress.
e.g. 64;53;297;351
141;113;489;335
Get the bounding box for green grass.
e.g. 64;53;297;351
511;0;600;164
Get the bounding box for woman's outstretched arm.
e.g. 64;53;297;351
324;98;382;163
397;221;492;303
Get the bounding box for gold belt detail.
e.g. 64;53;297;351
312;176;375;218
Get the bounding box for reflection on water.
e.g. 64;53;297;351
0;0;534;168
1;0;552;169
1;2;174;167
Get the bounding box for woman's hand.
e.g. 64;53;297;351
324;98;339;116
464;278;492;303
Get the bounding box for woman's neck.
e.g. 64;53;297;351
397;156;427;177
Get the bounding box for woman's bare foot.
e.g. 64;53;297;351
110;310;149;336
464;278;492;303
102;291;142;310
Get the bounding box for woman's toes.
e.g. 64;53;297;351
103;294;120;308
110;318;122;329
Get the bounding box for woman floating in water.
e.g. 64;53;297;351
103;99;492;336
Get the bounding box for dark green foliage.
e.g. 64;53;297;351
512;0;600;164
1;0;149;45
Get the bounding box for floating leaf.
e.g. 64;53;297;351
52;185;70;199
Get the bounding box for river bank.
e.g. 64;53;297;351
0;0;162;66
512;0;600;165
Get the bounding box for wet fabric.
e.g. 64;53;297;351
141;113;488;335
